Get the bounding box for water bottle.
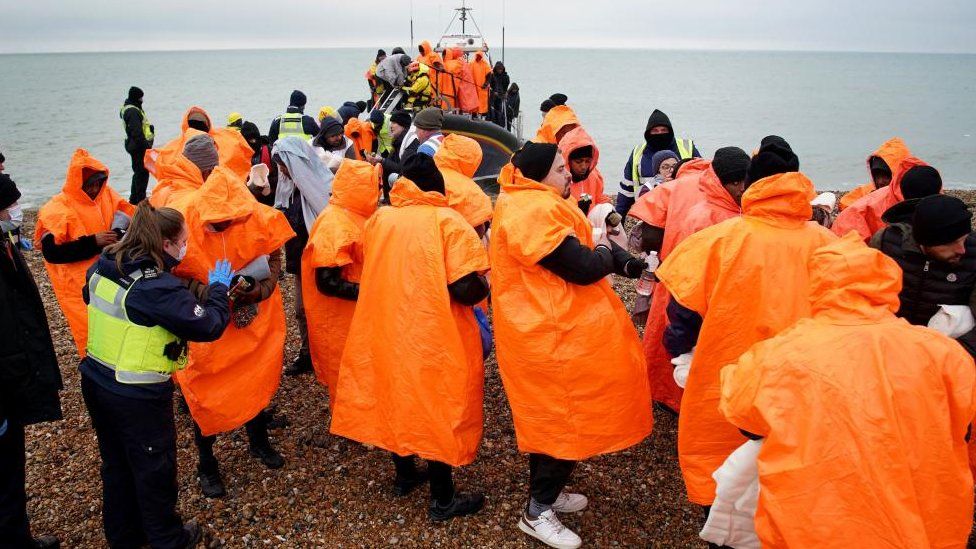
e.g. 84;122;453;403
635;251;660;297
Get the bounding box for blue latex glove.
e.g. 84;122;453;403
208;259;233;287
0;419;7;438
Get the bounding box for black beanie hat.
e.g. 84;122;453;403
377;48;386;58
912;194;972;246
568;145;593;161
128;86;144;101
402;153;445;195
392;46;405;55
900;165;942;200
746;139;799;185
0;150;5;164
369;110;385;126
290;89;307;108
390;110;412;128
240;121;261;142
549;93;568;106
540;99;555;113
356;101;368;113
712;147;751;186
512;142;559;182
0;173;21;210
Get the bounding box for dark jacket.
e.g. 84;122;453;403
121;98;152;152
0;239;63;426
870;204;976;356
268;106;320;144
488;71;510;100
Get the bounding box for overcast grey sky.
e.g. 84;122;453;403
1;0;974;54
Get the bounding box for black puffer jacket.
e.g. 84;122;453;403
871;204;976;356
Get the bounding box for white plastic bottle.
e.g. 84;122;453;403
635;251;660;296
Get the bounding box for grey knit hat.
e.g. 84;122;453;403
183;134;219;173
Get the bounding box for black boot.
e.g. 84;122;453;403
182;520;203;548
246;414;285;469
391;454;429;497
197;464;226;498
284;352;313;376
428;492;486;522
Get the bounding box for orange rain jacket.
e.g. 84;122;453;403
490;164;652;460
344;118;374;159
148;129;208;208
838;137;912;211
559;126;610;204
445;49;479;114
35;149;135;356
627;159;711;412
301;161;380;400
330;178;490;467
434;134;493;228
534;105;581;144
655;171;836;504
146;106;253;180
171;167;295;436
471;52;492;115
720;234;976;548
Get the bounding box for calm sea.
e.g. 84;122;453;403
1;47;975;205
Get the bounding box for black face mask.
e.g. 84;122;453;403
646;132;674;152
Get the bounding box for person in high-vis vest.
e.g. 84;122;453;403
80;202;231;549
120;86;155;205
368;110;395;157
268;90;320;144
615;109;700;216
402;63;434;112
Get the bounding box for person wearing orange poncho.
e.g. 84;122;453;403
434;133;493;233
832;147;930;242
301;160;380;399
838;137;911;211
34;149;134;356
627;158;710;412
331;154;490;522
655;138;835;512
149;132;218;208
471;52;492;116
170;165;295;499
558;126;610;204
343;117;374;160
719;234;976;548
145;106;253;180
534;94;581;144
490;142;651;549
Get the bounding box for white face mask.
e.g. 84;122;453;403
0;204;23;233
166;240;187;262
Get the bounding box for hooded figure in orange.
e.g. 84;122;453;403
832;153;931;242
149;131;218;208
170;166;295;496
559;126;610;204
301;160;380;401
627;158;711;412
435;51;458;111
490;143;651;547
471;52;492;115
838;137;911;211
331;154;490;521
146;106;253;180
35;149;134;356
434;133;493;232
720;234;976;548
444;48;479;114
534;98;581;144
655;139;835;507
344;117;374;159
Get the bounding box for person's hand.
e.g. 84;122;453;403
208;259;233;287
622;256;647;279
94;231;119;247
365;154;380;166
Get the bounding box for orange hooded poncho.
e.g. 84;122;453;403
148;128;208;208
434;134;493;228
471;52;492;115
559;126;610;204
838;137;912;211
655;171;836;505
330;178;490;467
627;159;711;412
34;149;134;356
534;105;581;145
146;106;254;181
171;167;295;436
489;164;652;460
444;49;479;114
301;160;380;401
720;234;976;548
344;118;374;159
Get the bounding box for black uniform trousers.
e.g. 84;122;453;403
81;374;187;549
391;453;455;504
529;453;577;505
0;420;33;548
128;147;150;205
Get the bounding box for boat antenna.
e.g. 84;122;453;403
501;0;506;64
410;0;415;50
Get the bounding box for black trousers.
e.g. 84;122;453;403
128;147;150;205
390;453;454;504
0;420;33;548
192;412;267;473
81;374;187;549
529;453;577;505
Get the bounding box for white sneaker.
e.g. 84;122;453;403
519;510;582;549
551;491;588;513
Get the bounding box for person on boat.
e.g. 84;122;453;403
402;62;435;112
120;86;155;205
839;138;911;210
490;143;651;549
505;83;520;131
636;150;679;199
226;112;243;131
268;90;319;144
471;52;492;117
615;109;701;216
375;53;412;97
35;149;135;357
400;107;444;165
366;49;386;102
331;154;491;522
240;121;279;206
719;234;976;548
488;61;510;127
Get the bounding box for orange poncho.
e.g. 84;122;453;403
490;165;652;460
344;118;374;159
146;106;253;181
172;167;295;436
832;139;919;241
838;137;912;211
301;161;380;400
34;149;134;356
559;126;610;204
434;134;493;227
471;52;492;115
534;105;581;144
148;129;208;208
655;171;836;505
331;178;490;466
720;234;976;548
627;159;711;412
